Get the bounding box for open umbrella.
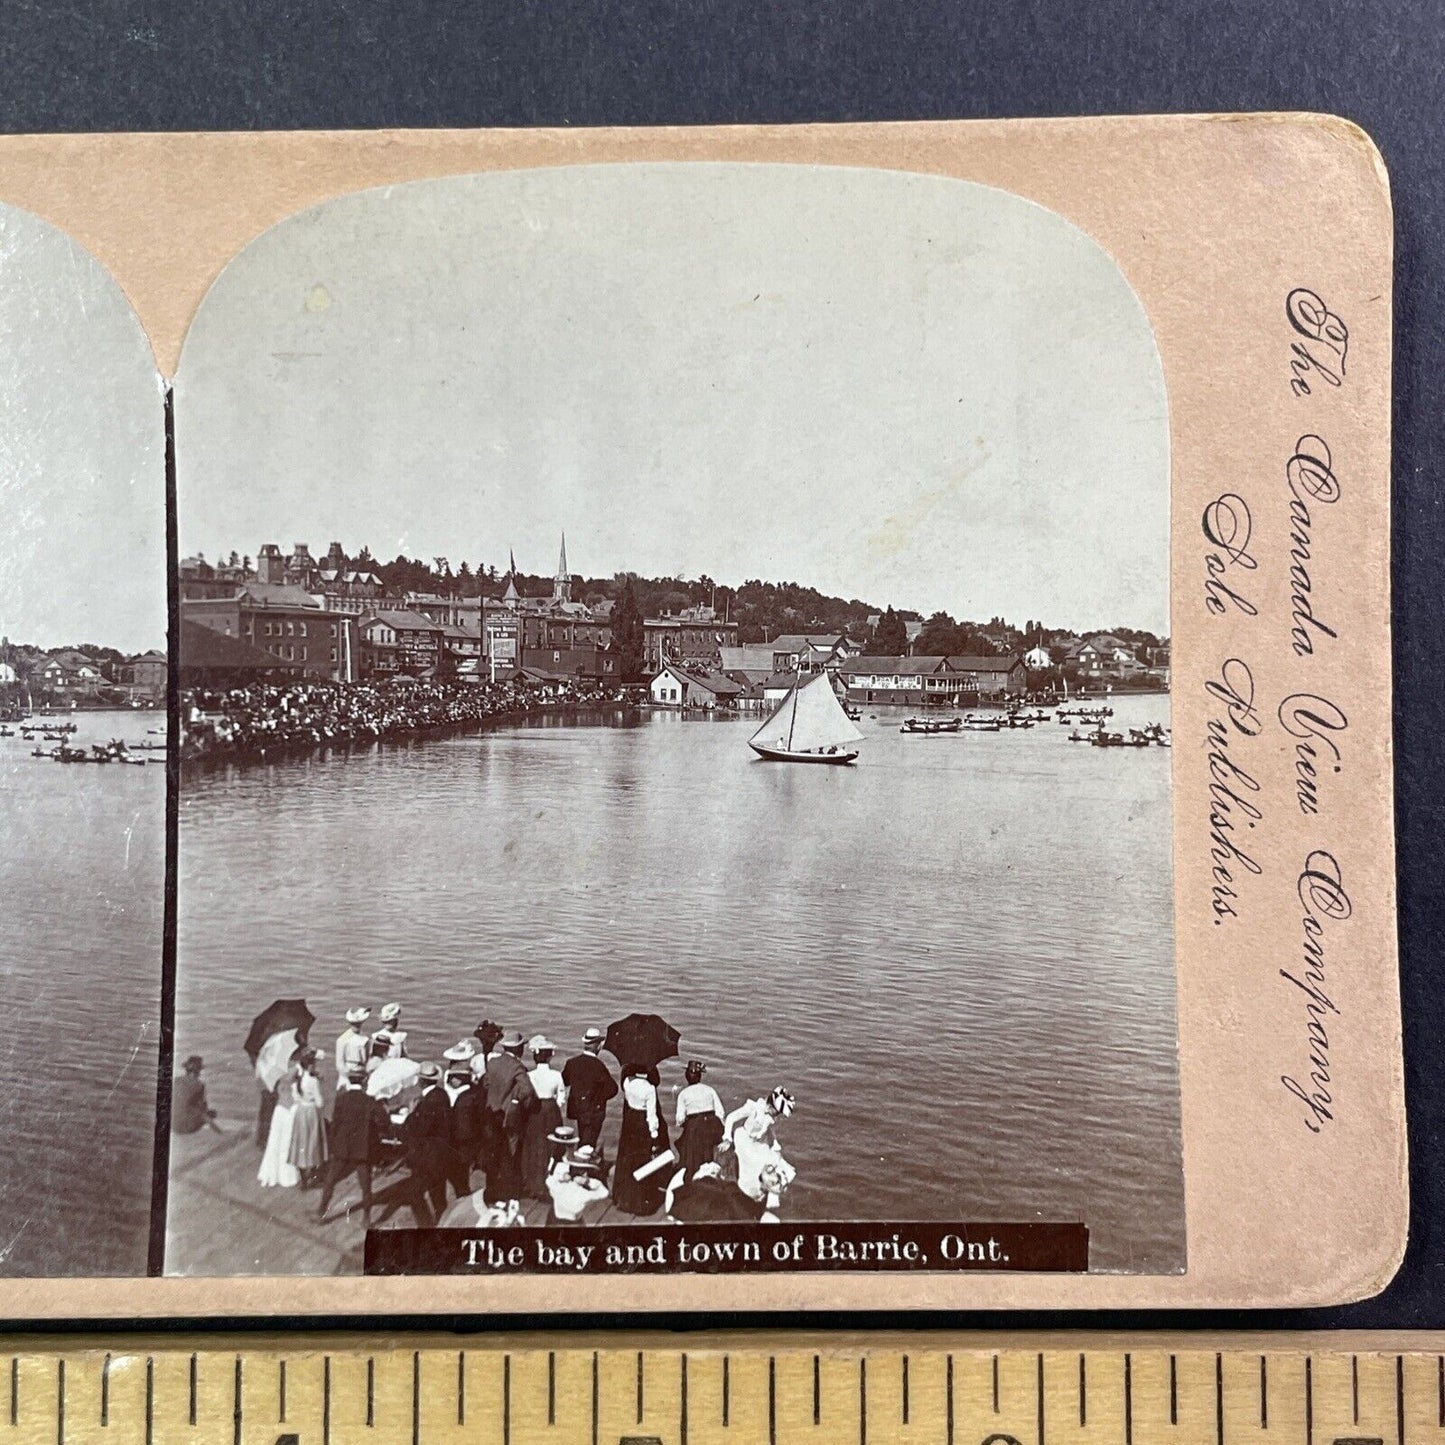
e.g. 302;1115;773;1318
367;1056;421;1101
244;999;316;1090
244;999;316;1064
603;1012;681;1072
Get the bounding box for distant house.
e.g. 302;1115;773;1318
125;649;168;702
1022;645;1052;670
767;634;858;674
649;662;744;709
0;661;17;685
38;650;105;695
1070;633;1144;678
945;655;1027;698
356;609;445;678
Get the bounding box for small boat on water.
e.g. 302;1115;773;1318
901;716;962;734
962;715;1002;732
749;674;863;765
844;705;862;721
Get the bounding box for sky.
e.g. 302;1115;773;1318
0;204;165;654
176;163;1169;634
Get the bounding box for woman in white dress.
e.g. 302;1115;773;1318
722;1087;795;1202
258;1061;301;1188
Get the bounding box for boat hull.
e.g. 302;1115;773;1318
748;741;858;765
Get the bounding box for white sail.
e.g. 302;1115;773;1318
751;673;863;752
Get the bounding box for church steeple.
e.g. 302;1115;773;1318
553;531;571;603
502;547;520;606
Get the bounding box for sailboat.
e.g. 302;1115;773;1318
748;673;863;765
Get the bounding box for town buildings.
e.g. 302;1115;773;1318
837;654;1027;706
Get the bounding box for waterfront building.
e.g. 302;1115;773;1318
355;609;447;679
124;649;168;703
182;588;357;683
178;619;305;688
648;662;745;709
838;654;1026;706
1023;644;1052;670
641;609;740;672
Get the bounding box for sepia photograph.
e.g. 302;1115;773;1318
0;202;167;1276
165;162;1182;1277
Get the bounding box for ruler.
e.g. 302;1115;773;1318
3;1336;1442;1445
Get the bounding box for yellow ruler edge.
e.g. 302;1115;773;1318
3;1332;1444;1445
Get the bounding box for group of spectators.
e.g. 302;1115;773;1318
180;676;624;761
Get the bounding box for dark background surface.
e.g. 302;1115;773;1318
0;0;1439;1331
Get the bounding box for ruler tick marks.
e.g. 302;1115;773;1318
993;1355;1000;1413
1353;1356;1360;1423
548;1352;555;1426
946;1355;954;1445
411;1352;420;1445
859;1358;867;1445
1170;1355;1178;1426
56;1360;64;1445
503;1355;511;1445
233;1356;242;1445
1216;1354;1225;1445
590;1352;599;1445
723;1356;730;1427
1260;1356;1268;1429
457;1351;465;1427
636;1351;644;1424
1079;1354;1087;1427
1039;1352;1047;1445
1124;1353;1132;1445
769;1357;777;1445
814;1355;821;1426
1305;1357;1313;1445
902;1355;909;1425
367;1358;375;1427
1397;1355;1406;1445
101;1354;110;1427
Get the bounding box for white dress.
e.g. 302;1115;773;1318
727;1098;795;1201
258;1079;300;1188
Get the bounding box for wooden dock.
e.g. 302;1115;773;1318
165;1112;660;1276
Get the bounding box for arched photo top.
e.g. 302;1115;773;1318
174;162;1168;638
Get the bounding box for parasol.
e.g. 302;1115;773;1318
245;999;315;1091
603;1012;681;1072
367;1056;421;1100
243;999;315;1064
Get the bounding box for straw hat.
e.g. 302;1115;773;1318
548;1123;580;1148
529;1034;557;1056
442;1040;477;1062
379;1002;402;1022
345;1007;371;1025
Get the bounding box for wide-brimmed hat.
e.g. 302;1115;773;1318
500;1030;524;1050
379;1002;402;1022
345;1007;371;1024
419;1061;442;1082
548;1123;580;1147
529;1034;556;1056
566;1144;602;1174
442;1040;476;1062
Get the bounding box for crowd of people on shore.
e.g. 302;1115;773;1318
173;1003;798;1230
180;677;625;762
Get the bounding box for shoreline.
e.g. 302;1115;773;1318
180;699;639;774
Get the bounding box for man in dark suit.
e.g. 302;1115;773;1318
562;1026;619;1147
481;1030;535;1202
316;1066;391;1226
404;1061;455;1219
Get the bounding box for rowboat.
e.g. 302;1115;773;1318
900;716;962;734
